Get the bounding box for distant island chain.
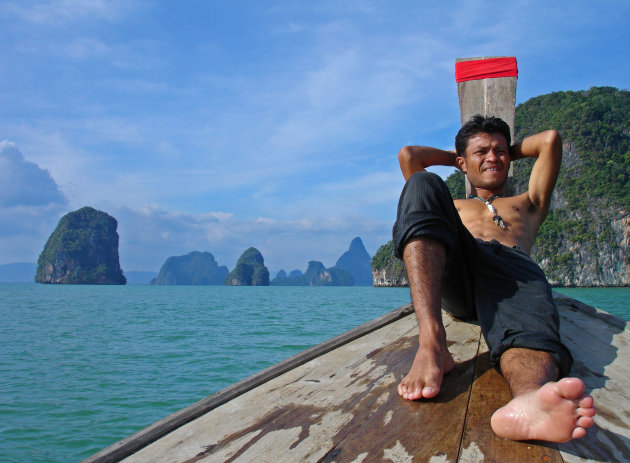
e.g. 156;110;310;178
5;87;628;287
33;206;375;286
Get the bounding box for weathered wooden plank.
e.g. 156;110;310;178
190;312;480;463
119;310;420;462
210;330;420;462
316;315;481;463
122;312;480;463
459;338;564;463
554;297;630;463
84;304;415;463
456;56;518;130
456;56;517;196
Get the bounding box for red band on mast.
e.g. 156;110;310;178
455;57;518;82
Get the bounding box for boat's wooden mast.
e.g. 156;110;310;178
456;56;518;196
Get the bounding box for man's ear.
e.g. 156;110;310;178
456;156;467;173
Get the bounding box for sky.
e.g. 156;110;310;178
1;0;629;275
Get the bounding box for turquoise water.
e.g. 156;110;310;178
0;284;412;463
553;287;629;320
0;285;627;463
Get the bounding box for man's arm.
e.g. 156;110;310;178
510;130;562;212
398;146;458;181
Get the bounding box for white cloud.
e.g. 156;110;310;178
0;141;67;207
0;142;69;263
5;0;139;26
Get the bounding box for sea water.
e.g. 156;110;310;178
0;284;627;463
1;284;411;463
553;287;629;320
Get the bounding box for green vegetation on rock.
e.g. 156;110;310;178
371;241;407;287
225;247;270;286
36;207;126;284
151;251;228;285
512;86;629;206
445;170;466;200
510;87;629;284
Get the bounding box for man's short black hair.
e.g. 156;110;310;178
455;114;511;157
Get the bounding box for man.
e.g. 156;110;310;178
393;115;596;443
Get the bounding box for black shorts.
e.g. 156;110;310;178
393;172;573;376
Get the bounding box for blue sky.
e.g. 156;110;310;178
1;0;629;274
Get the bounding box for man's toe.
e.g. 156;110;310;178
577;415;595;428
577;395;594;408
421;386;439;399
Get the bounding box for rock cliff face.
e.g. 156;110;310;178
225;247;269;286
536;207;629;286
372;268;408;288
371;241;408;287
151;251;228;285
334;237;373;285
36;207;126;284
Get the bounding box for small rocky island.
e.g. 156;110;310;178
271;237;371;286
151;251;228;285
36;206;126;284
225;247;270;286
334;237;373;286
271;261;353;286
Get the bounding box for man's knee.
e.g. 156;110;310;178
405;171;450;198
490;338;573;378
398;172;452;216
393;171;457;260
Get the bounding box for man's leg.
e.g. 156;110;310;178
491;348;596;442
393;172;474;400
397;237;455;400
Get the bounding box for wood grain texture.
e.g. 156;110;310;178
459;338;564;463
456;56;517;197
316;313;481;463
554;295;630;463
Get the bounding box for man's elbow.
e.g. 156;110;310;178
544;130;562;150
398;146;412;164
398;146;416;180
398;146;413;170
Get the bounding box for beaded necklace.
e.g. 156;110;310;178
468;194;506;229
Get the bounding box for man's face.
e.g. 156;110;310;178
456;132;510;191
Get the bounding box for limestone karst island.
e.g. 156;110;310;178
150;238;373;286
36;207;126;285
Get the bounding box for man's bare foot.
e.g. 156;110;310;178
490;377;596;442
398;345;455;400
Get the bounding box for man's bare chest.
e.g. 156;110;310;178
454;195;539;251
457;197;528;225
